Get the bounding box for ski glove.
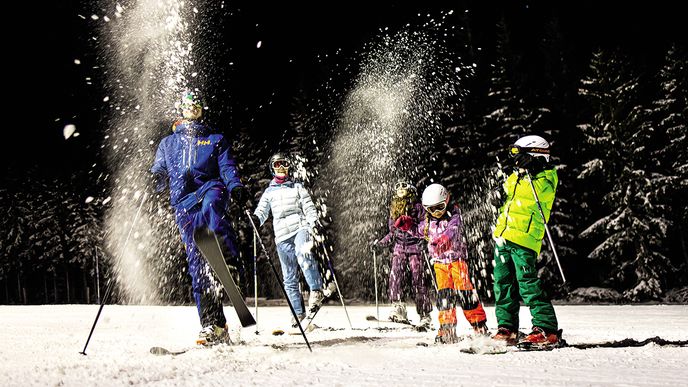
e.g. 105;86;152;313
394;215;414;232
431;234;451;255
231;186;250;210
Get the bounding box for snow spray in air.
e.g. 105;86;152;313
323;22;474;298
97;0;201;303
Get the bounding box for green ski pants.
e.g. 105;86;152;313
493;239;558;332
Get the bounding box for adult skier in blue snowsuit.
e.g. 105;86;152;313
151;92;247;345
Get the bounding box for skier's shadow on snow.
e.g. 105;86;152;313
566;336;688;350
270;336;386;350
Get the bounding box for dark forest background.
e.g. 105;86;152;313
2;2;686;305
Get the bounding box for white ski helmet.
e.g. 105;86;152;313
511;135;551;162
422;183;449;218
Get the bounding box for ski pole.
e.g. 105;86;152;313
80;192;147;355
253;232;259;335
372;246;380;329
321;246;353;330
525;171;566;283
421;251;439;293
245;210;312;352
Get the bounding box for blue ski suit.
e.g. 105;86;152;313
151;119;243;328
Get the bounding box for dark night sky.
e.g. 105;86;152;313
7;1;686;180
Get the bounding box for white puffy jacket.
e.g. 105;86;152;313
254;179;318;243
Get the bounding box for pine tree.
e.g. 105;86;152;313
578;49;672;300
650;45;688;287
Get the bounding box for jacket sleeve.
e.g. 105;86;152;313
444;208;469;260
297;183;318;227
442;211;461;242
533;171;557;223
378;218;395;246
217;136;243;192
253;190;271;226
151;142;168;192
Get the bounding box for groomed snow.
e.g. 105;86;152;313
1;304;686;386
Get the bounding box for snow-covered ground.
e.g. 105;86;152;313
1;304;686;386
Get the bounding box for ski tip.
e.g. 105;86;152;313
150;346;168;355
416;342;429;347
365;315;377;321
150;347;173;355
460;347;508;355
150;346;189;355
272;330;285;336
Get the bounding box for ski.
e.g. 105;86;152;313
365;315;430;332
193;227;256;328
288;305;323;335
150;346;191;356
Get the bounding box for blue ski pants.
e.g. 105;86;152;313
275;229;323;315
175;186;239;328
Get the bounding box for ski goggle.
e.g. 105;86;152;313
394;182;413;191
424;201;447;214
272;160;290;169
509;145;550;157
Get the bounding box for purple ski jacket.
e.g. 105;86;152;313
416;204;468;264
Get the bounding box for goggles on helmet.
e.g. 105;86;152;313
394;181;413;191
424;201;447;215
272;159;290;169
509;144;550;157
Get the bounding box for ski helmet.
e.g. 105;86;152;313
179;91;203;119
422;183;449;218
268;153;290;176
509;135;551;162
394;180;416;198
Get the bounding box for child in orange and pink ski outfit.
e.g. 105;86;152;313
417;183;489;343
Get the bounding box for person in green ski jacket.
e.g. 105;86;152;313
491;134;561;348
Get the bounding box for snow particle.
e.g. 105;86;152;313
256;41;262;48
85;196;94;204
74;59;81;65
63;124;77;139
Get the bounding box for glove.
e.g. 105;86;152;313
394;215;413;232
231;186;250;210
431;234;451;255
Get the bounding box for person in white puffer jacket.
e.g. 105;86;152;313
253;153;324;326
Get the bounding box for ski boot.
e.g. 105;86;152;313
196;324;229;346
492;326;518;346
322;281;337;299
308;290;325;315
388;302;409;323
416;313;434;332
471;320;490;336
434;327;458;344
291;313;307;328
518;327;562;350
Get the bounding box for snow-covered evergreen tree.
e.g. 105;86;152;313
649;45;688;287
578;49;673;300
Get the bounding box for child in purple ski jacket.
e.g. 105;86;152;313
375;181;432;328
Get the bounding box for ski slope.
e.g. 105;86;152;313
0;304;686;386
